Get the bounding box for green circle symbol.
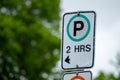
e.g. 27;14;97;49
67;14;91;42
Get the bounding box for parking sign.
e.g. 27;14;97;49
61;11;96;70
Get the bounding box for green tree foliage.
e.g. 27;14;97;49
94;53;120;80
0;0;60;80
94;72;116;80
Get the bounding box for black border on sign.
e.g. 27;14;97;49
62;71;92;80
61;11;96;70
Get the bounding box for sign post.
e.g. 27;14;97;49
61;11;96;70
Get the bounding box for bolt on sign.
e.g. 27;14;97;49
61;11;96;70
62;71;92;80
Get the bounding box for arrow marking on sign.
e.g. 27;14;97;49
65;56;70;64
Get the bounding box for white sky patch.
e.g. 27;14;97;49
92;22;120;76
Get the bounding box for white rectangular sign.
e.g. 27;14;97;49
61;11;96;70
62;71;92;80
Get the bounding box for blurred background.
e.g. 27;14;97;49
0;0;60;80
0;0;120;80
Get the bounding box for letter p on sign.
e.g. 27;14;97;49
74;21;84;36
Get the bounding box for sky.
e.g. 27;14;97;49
60;0;120;77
